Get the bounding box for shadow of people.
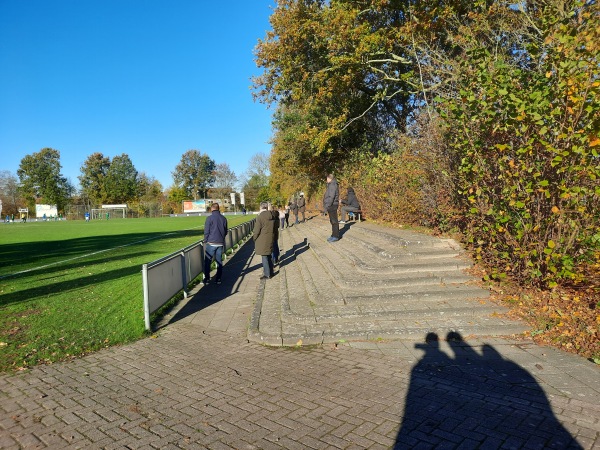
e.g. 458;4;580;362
395;332;583;449
279;237;310;268
164;239;260;326
339;220;358;237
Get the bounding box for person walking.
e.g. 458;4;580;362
297;193;306;223
339;187;361;223
253;202;276;279
323;174;340;242
202;203;228;285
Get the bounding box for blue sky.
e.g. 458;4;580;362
0;0;275;190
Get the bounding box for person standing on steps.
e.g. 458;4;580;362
339;187;360;224
253;202;276;279
284;203;291;228
323;174;340;242
278;205;286;230
297;193;306;223
290;199;299;225
269;204;280;265
202;203;228;285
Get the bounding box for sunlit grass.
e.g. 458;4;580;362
0;215;254;372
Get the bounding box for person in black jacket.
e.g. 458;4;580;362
203;203;228;285
253;202;276;279
339;187;361;223
269;204;280;264
323;174;340;242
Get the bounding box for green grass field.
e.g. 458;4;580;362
0;215;254;372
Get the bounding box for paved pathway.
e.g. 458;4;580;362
1;217;599;449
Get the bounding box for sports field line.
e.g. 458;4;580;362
0;226;204;281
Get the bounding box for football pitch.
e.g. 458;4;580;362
0;215;254;372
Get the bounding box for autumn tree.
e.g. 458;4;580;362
211;163;238;209
163;185;188;214
103;154;138;203
134;172;164;217
17;148;73;212
137;173;163;202
0;170;22;216
238;152;271;210
172;150;215;200
254;1;425;170
78;152;110;207
246;152;270;185
256;0;599;290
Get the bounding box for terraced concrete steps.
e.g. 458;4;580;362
248;217;529;346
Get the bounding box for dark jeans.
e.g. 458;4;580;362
204;244;223;281
327;206;339;238
280;217;285;229
285;214;289;227
261;255;274;278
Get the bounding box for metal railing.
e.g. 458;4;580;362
141;219;255;330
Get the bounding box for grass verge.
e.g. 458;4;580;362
0;215;253;372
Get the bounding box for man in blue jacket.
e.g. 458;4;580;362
203;203;228;285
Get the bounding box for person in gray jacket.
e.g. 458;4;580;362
323;174;340;242
340;187;361;223
297;193;306;223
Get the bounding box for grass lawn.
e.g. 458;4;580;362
0;215;254;372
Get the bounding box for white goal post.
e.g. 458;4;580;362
92;204;127;219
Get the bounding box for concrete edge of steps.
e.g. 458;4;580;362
247;217;530;347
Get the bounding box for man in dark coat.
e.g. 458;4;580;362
203;203;228;285
297;193;306;223
323;174;340;242
253;202;276;279
269;204;280;264
340;187;361;223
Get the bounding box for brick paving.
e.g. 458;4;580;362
1;216;599;449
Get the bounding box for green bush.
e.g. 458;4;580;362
344;119;458;230
440;1;599;287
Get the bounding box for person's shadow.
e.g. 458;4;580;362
395;332;583;449
162;238;261;326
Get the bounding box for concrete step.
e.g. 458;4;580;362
342;233;464;261
273;320;531;346
350;223;463;250
345;253;473;274
337;273;477;288
304;304;508;321
343;284;490;303
248;217;529;347
294;228;473;287
293;220;467;268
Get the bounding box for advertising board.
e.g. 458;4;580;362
183;200;207;213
